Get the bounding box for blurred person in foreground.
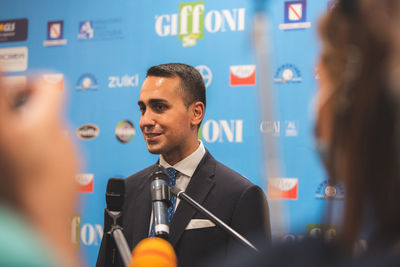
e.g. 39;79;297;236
208;0;400;266
0;74;80;266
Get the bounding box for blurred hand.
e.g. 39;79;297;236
0;73;80;266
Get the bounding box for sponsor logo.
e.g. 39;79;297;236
71;215;81;249
230;65;256;86
306;224;337;240
260;120;280;136
43;20;67;46
274;64;302;83
78;18;124;41
268;177;298;200
285;121;298;136
314;67;320;80
42;73;64;90
279;1;311;30
108;74;139;88
76;124;100;140
71;215;103;247
115;120;136;143
76;173;94;193
195;65;212;88
260;120;299;137
0;46;28;72
200;119;243;143
76;73;98;90
315;180;345;200
0;18;28;43
78;21;93;39
281;234;304;243
80;223;103;246
155;1;245;47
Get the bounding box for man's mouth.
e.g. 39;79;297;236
145;133;162;141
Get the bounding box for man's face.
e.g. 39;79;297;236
138;76;196;162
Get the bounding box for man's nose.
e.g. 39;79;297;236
139;110;155;130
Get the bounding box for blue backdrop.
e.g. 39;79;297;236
1;0;343;265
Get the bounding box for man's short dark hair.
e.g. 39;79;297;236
146;63;206;109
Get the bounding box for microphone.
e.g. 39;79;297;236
149;165;171;239
130;237;177;267
105;177;131;267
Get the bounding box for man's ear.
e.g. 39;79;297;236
190;101;205;128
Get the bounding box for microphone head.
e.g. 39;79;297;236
130;237;177;267
106;177;125;211
149;165;168;182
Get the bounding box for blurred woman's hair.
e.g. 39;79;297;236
318;0;400;253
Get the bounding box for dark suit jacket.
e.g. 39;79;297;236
96;151;271;267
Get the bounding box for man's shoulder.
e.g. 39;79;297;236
204;151;256;190
124;164;156;187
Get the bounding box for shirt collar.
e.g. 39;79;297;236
159;140;206;178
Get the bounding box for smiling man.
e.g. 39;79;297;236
96;63;271;267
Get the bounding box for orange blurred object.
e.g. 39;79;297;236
130;237;177;267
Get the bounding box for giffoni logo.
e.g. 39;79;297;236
155;1;246;47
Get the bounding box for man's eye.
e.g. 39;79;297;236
139;106;145;114
154;104;166;112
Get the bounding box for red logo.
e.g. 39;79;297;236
76;174;94;193
42;73;64;90
268;178;298;200
230;65;256;86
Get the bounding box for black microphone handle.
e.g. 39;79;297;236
106;209;131;267
170;186;259;252
112;228;131;267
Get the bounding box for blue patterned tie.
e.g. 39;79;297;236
149;168;178;237
166;168;178;222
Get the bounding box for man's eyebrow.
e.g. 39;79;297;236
138;98;169;107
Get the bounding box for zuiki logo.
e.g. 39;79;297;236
199;120;243;143
76;124;100;140
43;20;67;46
78;21;93;39
195;65;212;88
71;215;103;247
279;1;311;30
0;46;28;72
108;74;139;88
230;65;256;86
0;18;28;43
260;120;299;137
306;224;337;240
76;173;94;193
268;177;298;200
274;64;302;83
76;73;98;90
155;1;246;47
315;180;345;200
115;120;136;143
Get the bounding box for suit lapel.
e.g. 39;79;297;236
168;151;216;247
128;170;153;248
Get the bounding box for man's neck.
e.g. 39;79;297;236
162;140;200;166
